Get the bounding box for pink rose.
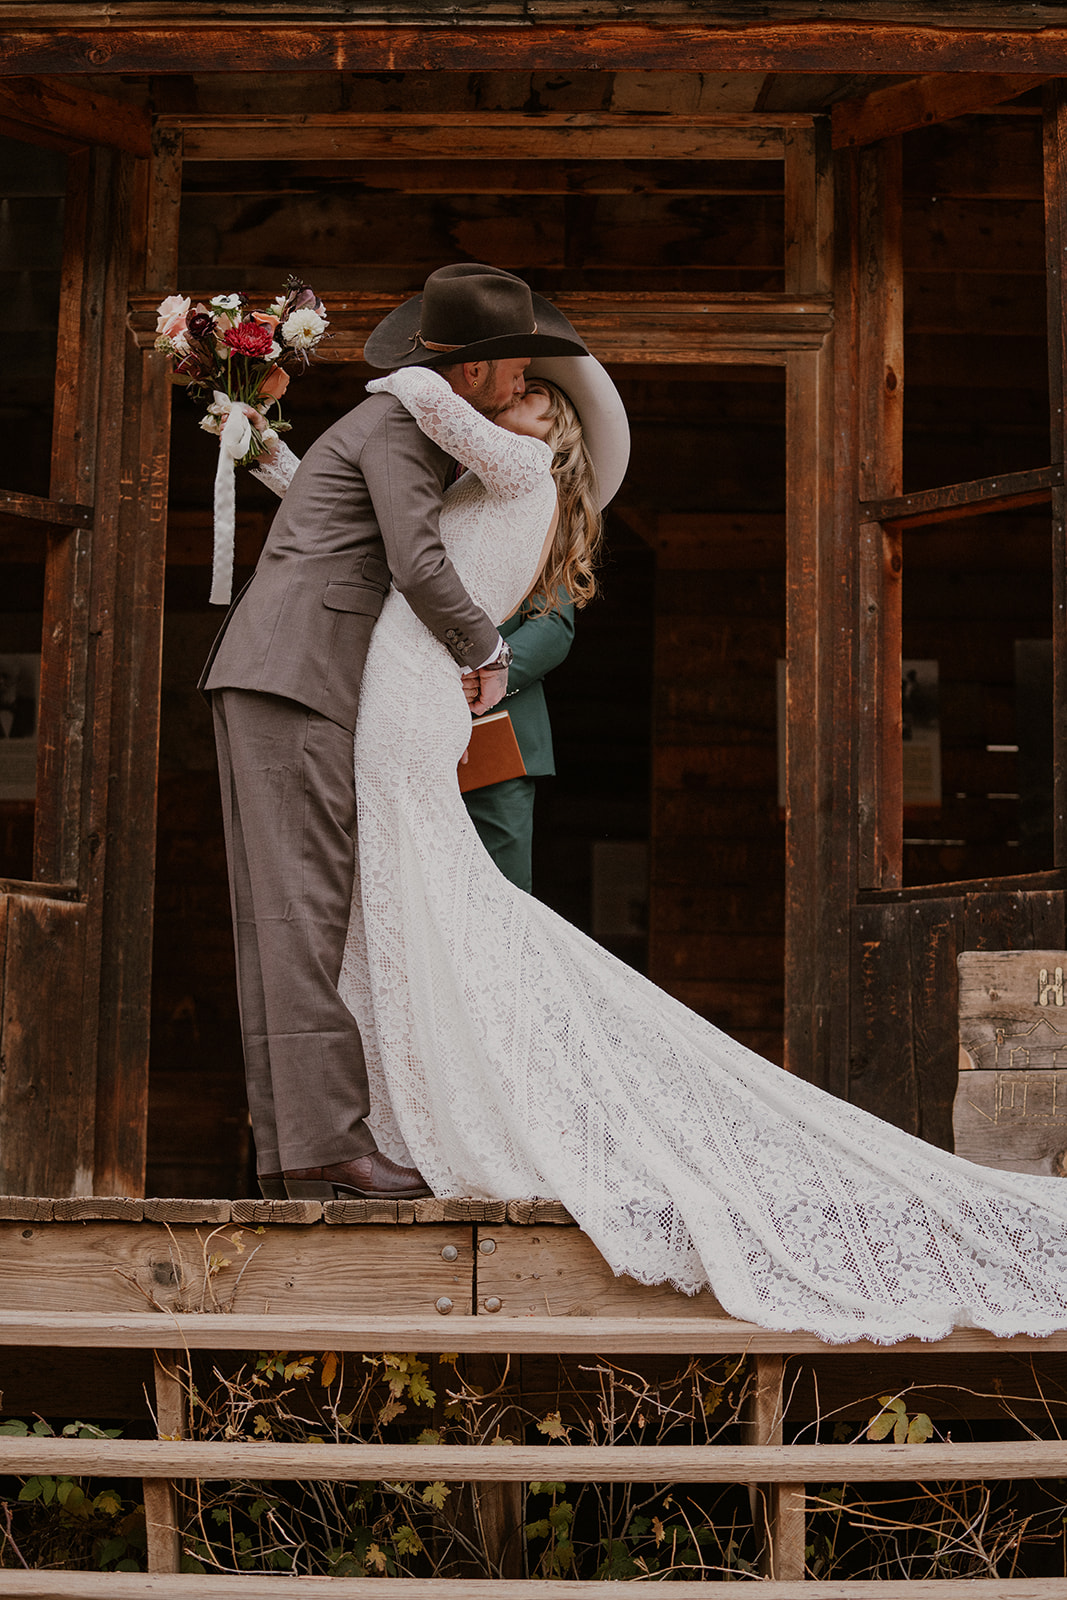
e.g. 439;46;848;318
258;366;290;403
155;294;190;340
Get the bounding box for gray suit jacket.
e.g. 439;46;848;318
200;391;499;731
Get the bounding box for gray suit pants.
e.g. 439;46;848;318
211;688;377;1174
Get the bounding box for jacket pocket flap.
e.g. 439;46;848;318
322;581;385;617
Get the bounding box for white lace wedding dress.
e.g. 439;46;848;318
263;366;1067;1345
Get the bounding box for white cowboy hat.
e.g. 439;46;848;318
526;354;630;510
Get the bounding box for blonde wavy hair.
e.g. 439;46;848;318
524;379;603;615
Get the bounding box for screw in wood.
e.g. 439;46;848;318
435;1296;454;1315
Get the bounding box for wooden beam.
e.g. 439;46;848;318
129;290;833;366
1045;84;1067;875
6;22;1067;76
0;1576;1062;1600
0;76;150;157
182;159;786;198
0;490;93;529
174;113;797;164
0;1309;1060;1357
832;73;1048;150
0;1572;1061;1600
862;463;1062;529
2;1434;1067;1484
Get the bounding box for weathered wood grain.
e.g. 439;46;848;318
0;489;92;527
174;113;796;165
0;895;91;1194
0;75;150;157
0;1572;1063;1600
129;290;832;363
475;1224;727;1320
0;1306;1061;1356
0;1222;476;1317
1;1433;1066;1485
7;19;1067;77
862;463;1061;529
144;1351;184;1574
833;73;1047;150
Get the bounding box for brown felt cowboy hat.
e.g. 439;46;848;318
364;262;590;369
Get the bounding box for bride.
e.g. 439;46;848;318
252;359;1067;1347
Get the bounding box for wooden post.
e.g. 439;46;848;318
742;1353;805;1580
851;136;905;891
1044;83;1067;871
91;124;177;1195
782;117;839;1090
144;1349;185;1574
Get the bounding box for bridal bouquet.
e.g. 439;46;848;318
154;278;329;604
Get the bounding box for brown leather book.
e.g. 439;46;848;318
457;709;527;794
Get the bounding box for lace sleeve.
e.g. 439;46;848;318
249;438;301;499
367;366;552;501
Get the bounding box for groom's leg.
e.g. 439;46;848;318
212;688;377;1173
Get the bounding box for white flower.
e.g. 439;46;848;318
281;308;327;350
199;413;222;435
155;293;190;332
211;293;244;311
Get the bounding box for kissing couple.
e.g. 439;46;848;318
203;263;1067;1345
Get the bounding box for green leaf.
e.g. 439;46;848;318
421;1480;450;1510
18;1477;44;1502
907;1412;934;1444
96;1536;127;1567
0;1419;29;1436
93;1490;123;1517
115;1560;140;1573
529;1481;566;1496
525;1519;551;1540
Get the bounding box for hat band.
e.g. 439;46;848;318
412;320;538;353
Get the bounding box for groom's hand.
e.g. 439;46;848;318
466;667;508;716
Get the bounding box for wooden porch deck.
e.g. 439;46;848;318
0;1196;1065;1593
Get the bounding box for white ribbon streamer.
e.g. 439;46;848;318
210;394;252;606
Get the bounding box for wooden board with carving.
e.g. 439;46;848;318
954;947;1067;1173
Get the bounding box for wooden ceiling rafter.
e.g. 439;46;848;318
832;72;1048;149
0;75;150;156
5;21;1067;77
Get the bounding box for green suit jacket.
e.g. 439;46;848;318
483;598;575;777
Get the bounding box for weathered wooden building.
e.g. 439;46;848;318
3;4;1067;1198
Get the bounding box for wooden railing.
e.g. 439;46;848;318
0;1198;1064;1594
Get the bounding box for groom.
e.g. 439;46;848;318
201;263;589;1200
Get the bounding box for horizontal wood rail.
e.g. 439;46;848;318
2;1435;1065;1486
169;111;807;165
2;1308;1067;1356
860;463;1062;530
129;291;834;365
0;1577;1065;1600
0;489;94;529
0;879;80;902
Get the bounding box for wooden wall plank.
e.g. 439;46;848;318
0;895;91;1194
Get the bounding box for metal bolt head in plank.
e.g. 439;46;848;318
483;1296;502;1312
441;1244;459;1261
435;1297;454;1315
478;1238;496;1254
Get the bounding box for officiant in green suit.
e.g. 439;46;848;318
464;594;575;894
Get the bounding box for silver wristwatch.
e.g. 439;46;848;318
482;641;514;672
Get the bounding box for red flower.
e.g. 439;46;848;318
223;322;274;359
